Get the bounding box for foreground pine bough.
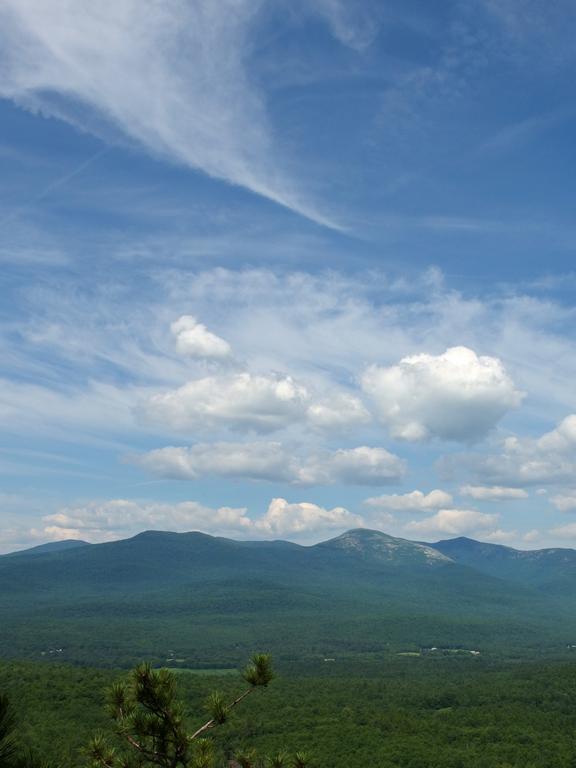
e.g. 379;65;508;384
88;654;309;768
1;655;308;768
0;693;50;768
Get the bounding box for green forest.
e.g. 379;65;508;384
4;655;576;767
5;533;576;766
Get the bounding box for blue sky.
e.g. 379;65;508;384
2;0;576;551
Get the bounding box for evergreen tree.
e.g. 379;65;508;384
0;693;54;768
0;693;18;766
88;655;309;768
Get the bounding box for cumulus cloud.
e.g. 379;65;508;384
43;499;252;541
364;489;453;512
306;393;371;431
13;265;576;450
536;414;576;453
132;442;406;486
299;446;406;486
141;373;310;434
0;0;343;226
156;268;576;428
362;346;523;442
460;485;528;501
254;497;361;535
40;496;361;541
550;493;576;513
445;414;576;487
171;315;231;359
140;370;372;436
481;529;518;544
133;442;295;483
405;508;499;537
549;522;576;539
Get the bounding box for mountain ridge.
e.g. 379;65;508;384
8;528;576;560
431;535;576;591
1;526;575;666
5;539;91;557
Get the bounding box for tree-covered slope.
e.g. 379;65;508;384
5;657;576;768
432;536;576;595
5;539;91;557
1;529;575;666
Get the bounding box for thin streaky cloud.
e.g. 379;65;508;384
0;0;343;229
479;109;571;155
0;146;111;230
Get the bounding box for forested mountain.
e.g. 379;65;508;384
2;528;576;668
432;536;576;594
6;539;91;557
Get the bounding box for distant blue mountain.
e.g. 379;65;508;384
431;536;576;593
7;539;91;557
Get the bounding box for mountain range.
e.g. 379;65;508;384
2;528;576;668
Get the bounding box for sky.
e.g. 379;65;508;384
2;0;576;552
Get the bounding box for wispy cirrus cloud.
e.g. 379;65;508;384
0;0;350;228
475;0;576;66
310;0;380;51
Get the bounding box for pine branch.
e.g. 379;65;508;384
189;689;253;741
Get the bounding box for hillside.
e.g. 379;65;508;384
1;529;575;667
432;537;576;594
6;539;91;557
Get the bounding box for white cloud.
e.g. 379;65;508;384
133;442;406;486
523;529;541;543
11;266;576;451
306;393;371;431
460;485;528;501
9;264;576;543
481;528;518;544
477;0;576;66
171;315;231;359
133;442;296;483
299;446;406;486
447;414;576;487
362;346;523;442
550;493;576;513
38;496;361;541
140;370;372;436
536;414;576;453
405;508;499;537
41;525;103;542
254;497;361;535
0;378;137;437
364;489;453;512
549;522;576;539
0;0;340;227
311;0;380;50
157;269;576;427
140;373;310;434
43;499;252;541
